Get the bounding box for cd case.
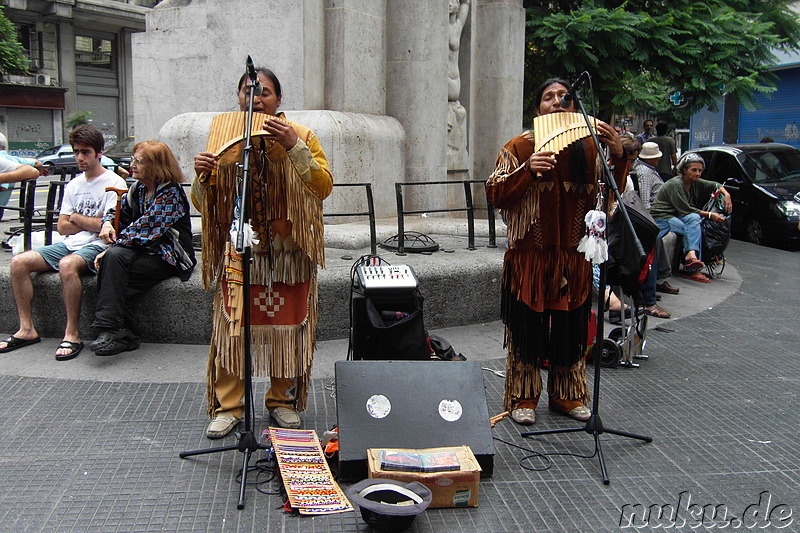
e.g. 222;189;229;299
379;449;462;473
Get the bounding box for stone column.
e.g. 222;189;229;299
471;0;525;193
386;0;449;213
57;19;77;141
325;0;385;114
117;29;134;139
133;0;326;140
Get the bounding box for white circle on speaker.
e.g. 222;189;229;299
366;394;392;419
438;399;463;422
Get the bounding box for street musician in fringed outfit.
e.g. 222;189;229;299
192;67;333;438
485;77;628;425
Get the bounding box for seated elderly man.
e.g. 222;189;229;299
649;153;732;283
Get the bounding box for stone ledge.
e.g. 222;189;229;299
0;232;505;344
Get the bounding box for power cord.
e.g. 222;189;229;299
235;448;281;496
493;434;599;473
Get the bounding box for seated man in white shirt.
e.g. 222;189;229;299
0;125;126;361
0;151;39;185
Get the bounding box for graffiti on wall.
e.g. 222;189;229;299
9;142;52;157
756;123;800;145
14;123;43;138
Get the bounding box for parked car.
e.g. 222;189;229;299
103;136;135;170
685;143;800;246
35;144;119;173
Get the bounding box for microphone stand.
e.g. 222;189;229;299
180;56;269;509
520;82;652;485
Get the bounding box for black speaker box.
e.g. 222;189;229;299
350;287;429;361
335;360;494;481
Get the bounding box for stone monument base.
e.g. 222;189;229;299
158;110;406;220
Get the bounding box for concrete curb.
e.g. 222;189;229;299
0;218;504;343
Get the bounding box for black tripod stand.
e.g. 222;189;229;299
521;72;652;484
179;56;270;509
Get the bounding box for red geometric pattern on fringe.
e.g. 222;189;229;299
254;289;285;317
223;280;310;326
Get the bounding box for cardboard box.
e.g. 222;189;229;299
367;446;481;508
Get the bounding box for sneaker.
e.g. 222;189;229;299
270;406;301;429
206;412;241;439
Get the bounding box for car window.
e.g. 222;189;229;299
58;146;74;156
38;147;57;156
706;153;742;185
106;137;135;154
742;150;800;182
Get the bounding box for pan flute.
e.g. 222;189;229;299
206;111;290;156
533;112;599;155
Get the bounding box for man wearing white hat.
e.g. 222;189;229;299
631;142;664;210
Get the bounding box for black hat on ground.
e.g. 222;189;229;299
346;478;432;532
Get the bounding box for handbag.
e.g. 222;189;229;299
701;190;731;259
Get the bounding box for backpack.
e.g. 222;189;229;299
605;190;659;302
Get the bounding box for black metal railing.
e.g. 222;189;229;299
323;182;377;254
44;180;69;245
1;179;39;250
393;179;497;255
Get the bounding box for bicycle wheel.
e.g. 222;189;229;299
705;254;725;279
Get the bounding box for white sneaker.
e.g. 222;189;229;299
206;412;241;439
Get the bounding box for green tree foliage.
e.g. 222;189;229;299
524;0;800;124
0;7;30;77
66;111;94;129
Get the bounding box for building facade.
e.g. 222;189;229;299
0;0;156;156
689;52;800;149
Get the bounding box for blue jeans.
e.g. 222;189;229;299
655;213;703;258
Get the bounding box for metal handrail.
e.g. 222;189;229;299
323;182;377;254
394;179;497;254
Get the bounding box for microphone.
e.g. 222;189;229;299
246;56;263;96
558;71;590;108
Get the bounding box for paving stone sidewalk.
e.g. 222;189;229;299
0;239;798;532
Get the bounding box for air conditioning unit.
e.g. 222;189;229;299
35;73;51;86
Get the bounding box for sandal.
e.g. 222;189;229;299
681;271;711;283
644;304;671;319
0;335;41;353
55;341;84;361
681;258;705;272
